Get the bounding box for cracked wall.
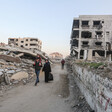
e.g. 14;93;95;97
72;64;112;112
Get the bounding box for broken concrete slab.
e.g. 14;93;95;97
15;69;22;72
15;53;24;57
11;71;29;80
0;55;21;63
6;70;15;74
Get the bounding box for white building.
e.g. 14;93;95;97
8;37;42;51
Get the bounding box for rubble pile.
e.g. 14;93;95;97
0;45;48;95
0;58;35;95
66;55;112;80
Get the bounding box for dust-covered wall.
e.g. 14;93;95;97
72;64;112;112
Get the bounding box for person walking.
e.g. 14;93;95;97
36;54;41;62
42;59;51;83
61;59;65;69
33;58;42;86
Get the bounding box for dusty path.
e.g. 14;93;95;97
0;64;71;112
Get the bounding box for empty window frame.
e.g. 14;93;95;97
82;21;89;27
95;31;103;38
93;50;105;56
72;30;79;38
96;31;102;35
72;39;79;47
81;41;89;47
106;31;109;35
73;20;79;28
21;41;24;43
93;21;100;26
82;41;89;45
30;44;37;46
102;21;104;23
30;39;38;41
95;42;102;46
80;50;84;55
80;50;84;59
9;39;14;41
81;31;92;38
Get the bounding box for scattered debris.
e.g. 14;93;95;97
0;45;50;95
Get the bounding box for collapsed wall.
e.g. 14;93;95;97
72;63;112;112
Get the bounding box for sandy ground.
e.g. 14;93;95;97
0;64;71;112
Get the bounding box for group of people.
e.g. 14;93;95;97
33;55;51;86
33;54;65;86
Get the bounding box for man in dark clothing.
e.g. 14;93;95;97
42;59;51;82
33;58;42;86
61;59;65;69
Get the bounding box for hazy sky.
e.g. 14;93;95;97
0;0;112;57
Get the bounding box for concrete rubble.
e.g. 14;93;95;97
0;44;49;96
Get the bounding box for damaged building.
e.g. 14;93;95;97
70;15;112;61
8;37;42;51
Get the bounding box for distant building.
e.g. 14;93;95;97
8;37;42;50
70;15;112;61
49;52;63;60
0;42;6;47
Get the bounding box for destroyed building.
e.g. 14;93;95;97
49;52;63;60
8;37;42;51
70;15;112;61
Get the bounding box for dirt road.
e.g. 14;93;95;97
0;64;71;112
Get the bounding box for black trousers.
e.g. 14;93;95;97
45;72;49;82
62;64;64;69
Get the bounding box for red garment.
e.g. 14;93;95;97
61;60;65;64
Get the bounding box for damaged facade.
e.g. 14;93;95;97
49;52;63;60
70;15;112;61
8;37;42;51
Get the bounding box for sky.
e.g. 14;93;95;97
0;0;112;57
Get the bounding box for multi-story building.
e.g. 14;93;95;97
8;37;42;50
70;15;112;61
